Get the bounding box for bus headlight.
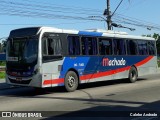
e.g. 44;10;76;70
33;68;40;75
33;69;38;75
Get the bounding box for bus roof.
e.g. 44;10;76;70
10;26;155;41
39;27;155;41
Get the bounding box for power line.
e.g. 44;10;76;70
0;21;99;26
113;18;160;31
0;0;102;15
118;0;149;14
115;13;160;28
112;0;124;17
22;0;103;13
0;0;160;32
0;0;103;21
0;7;99;21
113;13;160;30
102;0;160;31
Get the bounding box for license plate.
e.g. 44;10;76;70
16;78;22;81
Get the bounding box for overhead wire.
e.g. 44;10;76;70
0;0;102;16
0;0;160;32
21;0;103;13
0;6;102;21
118;0;149;13
0;0;103;22
114;13;160;27
0;21;100;26
112;14;160;30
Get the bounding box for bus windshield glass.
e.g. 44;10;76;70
7;38;38;63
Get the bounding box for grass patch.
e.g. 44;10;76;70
0;71;5;79
0;61;6;66
158;62;160;67
158;57;160;67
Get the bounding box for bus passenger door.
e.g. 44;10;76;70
41;33;63;87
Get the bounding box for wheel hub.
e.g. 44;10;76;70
68;76;75;87
131;71;136;79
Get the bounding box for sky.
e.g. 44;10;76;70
0;0;160;39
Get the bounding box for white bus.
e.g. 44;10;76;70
6;27;157;92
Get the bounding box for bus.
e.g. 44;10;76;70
5;27;157;92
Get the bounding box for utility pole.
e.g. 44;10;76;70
104;0;112;30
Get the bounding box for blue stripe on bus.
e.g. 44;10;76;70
78;31;103;37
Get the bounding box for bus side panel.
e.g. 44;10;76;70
78;55;156;83
42;56;93;87
42;59;64;88
136;56;157;77
42;55;156;87
60;57;93;83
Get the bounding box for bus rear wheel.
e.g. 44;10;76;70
128;67;138;83
64;71;78;92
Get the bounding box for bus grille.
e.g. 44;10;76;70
9;78;31;84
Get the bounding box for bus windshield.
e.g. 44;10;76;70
7;37;38;64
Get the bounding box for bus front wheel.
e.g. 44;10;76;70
64;71;78;92
128;67;138;83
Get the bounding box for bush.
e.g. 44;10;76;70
0;71;5;79
0;61;6;66
158;61;160;67
158;57;160;67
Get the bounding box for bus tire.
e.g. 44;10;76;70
128;67;138;83
64;71;78;92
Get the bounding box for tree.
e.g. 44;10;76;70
0;43;2;53
0;38;7;53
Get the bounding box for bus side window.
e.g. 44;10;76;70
67;36;80;55
91;38;98;55
148;41;156;55
137;40;148;55
99;38;112;55
81;37;98;55
81;37;89;55
42;33;62;62
48;38;54;55
127;40;138;55
42;38;56;55
42;37;48;55
113;39;126;55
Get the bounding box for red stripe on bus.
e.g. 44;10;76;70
43;80;52;85
43;78;64;85
135;56;153;67
80;66;131;80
